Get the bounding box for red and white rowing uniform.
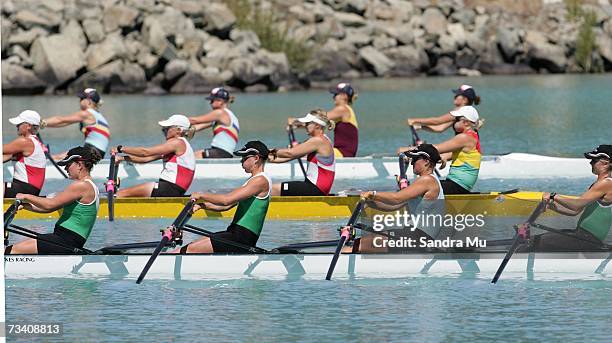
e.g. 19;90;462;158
159;137;195;191
306;135;336;195
13;135;46;190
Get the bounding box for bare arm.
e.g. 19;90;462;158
16;182;87;212
362;177;432;206
407;113;453;126
3;137;32;157
269;137;321;163
44;111;90;128
118;139;181;158
192;122;213;132
326;105;347;122
554;184;608;212
191;176;269;209
433;134;470;155
189;110;225;132
421;121;454;133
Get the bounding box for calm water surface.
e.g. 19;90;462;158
3;75;611;341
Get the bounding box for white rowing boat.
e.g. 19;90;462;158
5;252;611;281
2;153;590;180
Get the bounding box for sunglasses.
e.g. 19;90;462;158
241;155;256;163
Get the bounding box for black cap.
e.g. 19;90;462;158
406;144;441;164
77;88;101;103
452;84;476;102
206;87;230;101
234;141;269;160
330;82;355;98
584;145;612;160
57;146;96;166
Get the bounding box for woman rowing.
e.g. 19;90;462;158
406;84;480;134
529;145;612;251
288;83;359;157
270;110;336;196
169;141;271;253
41;88;110;159
5;146;101;254
112;115;195;197
347;144;446;252
188;87;240;158
3;110;46;198
398;106;482;194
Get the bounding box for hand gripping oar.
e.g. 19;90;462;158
397;153;409;190
4;199;21;246
106;153;118;221
287;125;307;178
326;200;365;280
491;200;547;284
36;133;68;178
136;199;195;284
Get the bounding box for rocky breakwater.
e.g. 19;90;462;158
1;0;612;95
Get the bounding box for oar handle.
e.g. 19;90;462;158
398;153;409;190
409;125;423;146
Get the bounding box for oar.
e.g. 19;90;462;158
136;199;194;284
491;200;547;284
326;200;365;280
397;153;409;190
287;125;307;178
36;133;68;178
409;125;422;146
4;199;21;246
106;153;118;221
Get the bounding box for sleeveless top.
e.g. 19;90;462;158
13;135;46;190
211;108;240;154
232;172;272;237
56;179;99;240
411;173;446;239
333;104;359;157
447;130;482;191
306;135;336;195
577;178;612;241
159;137;196;191
80;108;110;153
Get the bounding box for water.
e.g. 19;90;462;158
4;74;611;341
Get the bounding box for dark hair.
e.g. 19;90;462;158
471;96;481;106
82;147;102;171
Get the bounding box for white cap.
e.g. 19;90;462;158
297;113;327;127
9;110;41;126
158;114;190;130
450;106;479;123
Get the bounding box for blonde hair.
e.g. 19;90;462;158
309;109;335;131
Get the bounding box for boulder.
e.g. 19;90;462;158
372;35;397;50
103;5;140;32
85;33;127;70
7;27;48;50
305;49;354;81
61;20;88;52
290;24;317;42
525;31;567;72
289;5;316;23
597;34;612;64
30;34;86;85
447;23;467;47
170;65;233;94
334;12;367;27
384;45;429;76
14;9;61;29
428;56;457;76
1;18;12;54
144;72;167;95
450;8;476;27
344;27;373;47
456;49;477;68
136;52;160;78
496;26;521;62
422;8;447;36
316;18;346;40
203;3;236;35
110;62;147;93
68;60;123;93
383;24;414;45
1;61;47;94
141;16;178;60
174;0;203;17
358;46;394;75
228;50;290;87
82;19;106;44
230;29;261;53
9;45;33;67
164;59;189;82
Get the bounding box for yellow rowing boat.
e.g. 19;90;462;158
3;191;549;220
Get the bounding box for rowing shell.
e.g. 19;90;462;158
4;252;611;281
2;153;590;180
4;191;548;220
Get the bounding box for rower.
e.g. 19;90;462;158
40;88;110;159
350;144;446;252
405;84;481;133
528;145;612;251
5;146;102;254
112;114;195;197
270;110;336;196
187;87;240;159
288;83;359;157
170;141;271;253
399;106;482;194
3;110;46;198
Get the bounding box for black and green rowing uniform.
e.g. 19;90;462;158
577;181;612;242
37;179;99;254
210;173;271;253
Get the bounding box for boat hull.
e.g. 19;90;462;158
5;253;611;281
4;192;547;220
